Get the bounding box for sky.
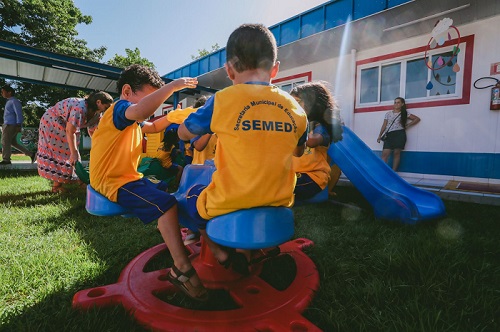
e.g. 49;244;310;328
72;0;328;75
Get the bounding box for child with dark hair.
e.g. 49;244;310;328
188;95;216;165
290;81;343;201
178;23;308;273
155;128;183;188
89;64;208;301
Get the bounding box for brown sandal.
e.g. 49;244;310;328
167;265;208;302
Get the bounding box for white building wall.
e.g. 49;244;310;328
278;15;500;156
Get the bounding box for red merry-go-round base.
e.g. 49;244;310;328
72;233;320;331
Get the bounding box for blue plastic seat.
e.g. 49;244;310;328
86;185;132;217
86;162;295;250
173;162;295;249
206;207;295;250
173;162;216;232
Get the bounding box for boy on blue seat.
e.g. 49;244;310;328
89;65;208;301
178;23;308;273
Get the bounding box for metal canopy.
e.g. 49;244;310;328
0;39;218;102
0;39;122;94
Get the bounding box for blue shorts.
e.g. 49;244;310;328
117;178;176;224
294;173;322;201
186;184;210;230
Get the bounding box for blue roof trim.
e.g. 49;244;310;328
163;0;413;79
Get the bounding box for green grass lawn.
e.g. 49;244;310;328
9;155;31;161
0;170;499;331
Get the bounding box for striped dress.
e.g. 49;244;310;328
37;98;99;183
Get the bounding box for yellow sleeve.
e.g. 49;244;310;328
166;107;197;124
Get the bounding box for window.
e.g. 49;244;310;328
360;67;378;103
277;80;306;93
355;35;473;112
272;72;312;93
380;63;401;102
405;58;427;99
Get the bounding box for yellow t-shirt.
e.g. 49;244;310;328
155;143;174;168
292;145;330;189
166;107;197;124
89;101;143;202
192;134;217;165
184;83;308;220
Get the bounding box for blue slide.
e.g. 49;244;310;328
328;126;446;224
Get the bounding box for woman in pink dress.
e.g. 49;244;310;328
37;91;113;193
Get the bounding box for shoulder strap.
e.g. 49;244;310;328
386;113;401;132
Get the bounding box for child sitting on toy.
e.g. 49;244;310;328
155;128;183;190
190;133;217;165
289;81;343;202
188;95;217;166
89;64;208;302
178;23;308;274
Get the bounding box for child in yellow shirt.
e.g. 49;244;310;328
155;128;183;189
290;81;343;201
89;64;207;301
178;24;308;274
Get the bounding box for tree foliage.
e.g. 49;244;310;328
0;0;111;126
191;43;221;60
107;48;156;70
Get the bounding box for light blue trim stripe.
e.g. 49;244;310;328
373;151;500;179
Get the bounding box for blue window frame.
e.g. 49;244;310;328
354;0;386;20
209;53;219;72
325;0;353;29
199;57;209;75
301;8;324;38
189;62;199;77
281;17;301;45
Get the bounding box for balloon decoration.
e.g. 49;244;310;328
424;18;461;91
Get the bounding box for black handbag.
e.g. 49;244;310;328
381;113;400;141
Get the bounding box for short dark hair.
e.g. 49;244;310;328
1;85;15;95
194;95;209;108
116;64;164;94
226;23;277;73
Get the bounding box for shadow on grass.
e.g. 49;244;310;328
0;169;39;179
0;180;165;331
0;287;147;332
2;180;500;331
0;190;62;206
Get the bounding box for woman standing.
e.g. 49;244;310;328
37;91;113;192
377;97;420;171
